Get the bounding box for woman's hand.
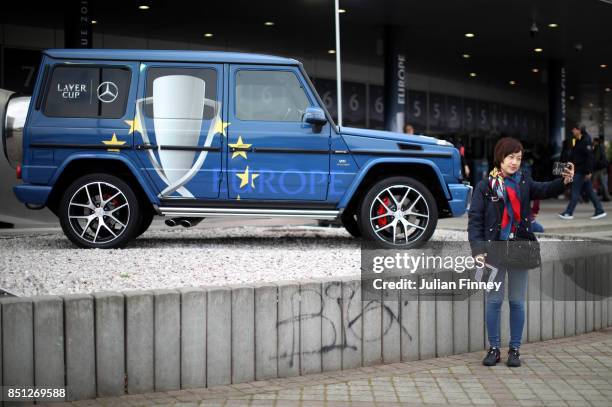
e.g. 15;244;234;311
562;162;575;184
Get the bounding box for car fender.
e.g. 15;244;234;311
50;153;159;204
337;157;451;209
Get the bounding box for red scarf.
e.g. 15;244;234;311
489;168;522;240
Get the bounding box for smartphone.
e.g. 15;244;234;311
552;161;569;176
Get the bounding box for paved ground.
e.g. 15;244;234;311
45;328;612;407
438;199;612;241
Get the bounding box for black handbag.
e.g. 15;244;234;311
487;183;541;270
504;234;541;269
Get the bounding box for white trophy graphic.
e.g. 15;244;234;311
134;74;222;198
153;75;205;188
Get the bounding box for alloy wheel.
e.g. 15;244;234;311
368;185;430;245
67;182;130;244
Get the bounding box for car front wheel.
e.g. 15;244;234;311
59;174;140;249
359;176;437;249
341;212;362;238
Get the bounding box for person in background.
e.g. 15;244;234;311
593;137;610;202
563;136;591;203
559;124;607;220
458;140;471;180
529;200;544;233
404;123;414;135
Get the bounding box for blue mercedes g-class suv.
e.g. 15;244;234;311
1;49;471;249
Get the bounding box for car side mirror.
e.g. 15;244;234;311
302;107;327;126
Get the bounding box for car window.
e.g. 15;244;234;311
235;70;310;121
44;65;130;118
145;67;217;120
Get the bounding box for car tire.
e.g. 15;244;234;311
359;176;437;249
59;173;140;249
341;212;362;238
135;209;155;238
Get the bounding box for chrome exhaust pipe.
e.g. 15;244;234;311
165;218;179;227
180;217;203;228
166;217;203;228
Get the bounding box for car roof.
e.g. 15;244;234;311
43;49;300;66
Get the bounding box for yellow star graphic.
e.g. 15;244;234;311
102;133;127;152
228;136;252;159
212;119;230;137
236;166;259;189
236;195;241;200
124;116;143;135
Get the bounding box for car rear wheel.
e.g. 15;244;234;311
59;174;140;249
135;210;155;238
359;176;437;249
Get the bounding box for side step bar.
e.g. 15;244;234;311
158;206;341;220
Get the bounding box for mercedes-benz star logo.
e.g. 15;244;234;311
97;81;119;103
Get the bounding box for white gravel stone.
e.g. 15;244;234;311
0;225;578;297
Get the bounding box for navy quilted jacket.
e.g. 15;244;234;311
467;171;566;257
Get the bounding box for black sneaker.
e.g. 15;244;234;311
482;347;500;366
507;347;521;367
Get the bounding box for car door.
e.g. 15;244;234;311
133;62;224;200
226;65;330;201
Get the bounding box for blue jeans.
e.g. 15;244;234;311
564;172;604;215
593;168;610;200
485;268;528;349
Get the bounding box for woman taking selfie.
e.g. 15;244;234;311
468;137;574;367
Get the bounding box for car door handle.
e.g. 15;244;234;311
135;143;157;150
230;146;253;152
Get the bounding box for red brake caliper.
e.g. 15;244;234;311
102;193;120;211
376;197;391;227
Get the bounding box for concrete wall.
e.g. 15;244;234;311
1;254;611;404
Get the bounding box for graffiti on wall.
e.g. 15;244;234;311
275;282;412;365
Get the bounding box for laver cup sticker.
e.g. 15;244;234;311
153;75;206;189
57;82;87;99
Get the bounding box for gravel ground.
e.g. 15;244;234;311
0;225;473;297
